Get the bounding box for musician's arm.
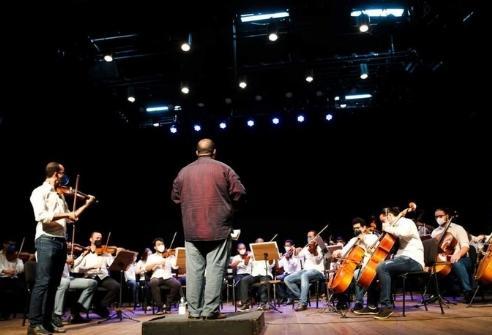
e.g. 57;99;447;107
383;219;414;238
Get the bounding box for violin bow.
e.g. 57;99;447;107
302;224;330;249
17;237;26;259
105;232;111;248
269;233;278;242
70;174;80;258
169;231;177;249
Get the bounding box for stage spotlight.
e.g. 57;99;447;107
153;122;159;127
267;23;279;41
238;80;247;89
181;33;192;52
181;85;190;94
219;122;227;129
240;11;289;23
305;69;314;82
297;115;305;123
170;125;178;133
325;113;333;121
272;117;280;125
103;54;113;62
127;87;135;103
360;63;368;79
193;124;201;132
247;119;255;127
358;13;370;32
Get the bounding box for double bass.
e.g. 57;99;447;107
357;203;417;288
474;234;492;284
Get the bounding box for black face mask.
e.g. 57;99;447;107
6;243;16;253
94;240;103;248
59;175;70;186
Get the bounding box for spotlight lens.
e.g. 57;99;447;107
181;43;191;52
268;33;278;42
359;24;369;32
170;125;177;133
127;96;135;103
219;122;227;129
103;55;113;62
325;113;333;121
181;86;190;94
297;115;305;122
272;117;280;125
193;125;201;132
360;73;368;80
247;120;254;127
305;75;314;83
239;81;247;89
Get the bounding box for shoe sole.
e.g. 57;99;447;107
353;310;378;315
374;311;393;320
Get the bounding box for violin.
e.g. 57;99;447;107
162;248;176;258
95;245;119;255
56;185;98;203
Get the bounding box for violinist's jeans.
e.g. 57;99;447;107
377;256;422;308
452;256;473;293
284;269;324;306
54;277;97;316
185;238;231;317
29;235;66;327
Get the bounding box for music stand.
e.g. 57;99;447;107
250;242;282;313
98;250;140;323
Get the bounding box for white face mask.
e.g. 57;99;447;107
284;246;291;253
238;249;246;255
156;245;165;253
436;217;446;226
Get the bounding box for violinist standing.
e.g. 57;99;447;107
28;162;95;335
172;139;246;319
144;238;181;315
0;240;25;320
284;231;325;311
72;232;120;318
431;208;473;303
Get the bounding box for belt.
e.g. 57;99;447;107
39;235;66;242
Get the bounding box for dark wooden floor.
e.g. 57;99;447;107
2;298;492;335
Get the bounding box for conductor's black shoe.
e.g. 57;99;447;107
27;325;52;335
202;313;227;320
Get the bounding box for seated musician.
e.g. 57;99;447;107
124;255;138;306
52;254;97;327
431;208;473;302
73;232;121;318
276;240;301;305
238;238;275;311
0;240;25;320
331;217;378;311
145;238;181;315
284;231;325;311
355;207;424;320
229;243;253;307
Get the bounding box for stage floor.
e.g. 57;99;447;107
2;298;492;335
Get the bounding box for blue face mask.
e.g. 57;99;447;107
6;243;16;253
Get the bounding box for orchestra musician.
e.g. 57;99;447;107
72;232;120;319
331;218;378;311
431;208;474;303
0;240;25;321
276;240;301;305
52;253;97;327
284;231;325;311
354;207;424;320
28;162;95;335
229;243;253;309
144;238;181;315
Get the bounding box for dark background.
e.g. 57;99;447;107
1;1;490;253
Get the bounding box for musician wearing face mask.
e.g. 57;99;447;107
72;232;120;318
144;238;181;315
276;240;301;305
229;242;253;305
0;240;25;320
331;218;378;311
284;231;325;311
431;208;473;302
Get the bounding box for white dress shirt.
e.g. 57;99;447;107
298;246;324;273
383;217;425;269
278;255;301;275
0;253;24;278
30;181;69;239
73;251;114;280
231;254;253;275
147;253;176;280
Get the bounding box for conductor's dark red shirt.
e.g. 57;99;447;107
171;156;246;241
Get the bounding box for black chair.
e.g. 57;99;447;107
22;261;36;326
396;238;445;316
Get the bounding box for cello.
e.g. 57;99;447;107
433;215;458;276
474;233;492;284
328;238;365;294
357;203;417;288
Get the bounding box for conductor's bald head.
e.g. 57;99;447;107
196;138;216;158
